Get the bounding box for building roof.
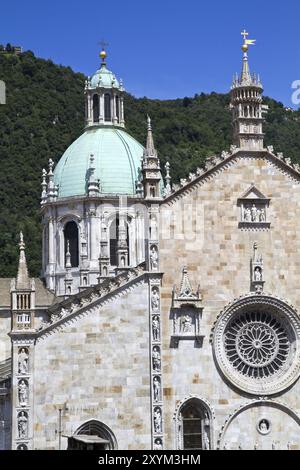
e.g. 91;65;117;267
54;127;144;198
90;62;120;89
0;278;56;308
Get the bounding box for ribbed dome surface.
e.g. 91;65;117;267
54;127;144;198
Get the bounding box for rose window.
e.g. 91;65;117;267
224;312;289;378
213;296;300;395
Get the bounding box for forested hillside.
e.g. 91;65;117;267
0;50;300;277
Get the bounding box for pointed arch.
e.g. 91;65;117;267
64;221;79;267
68;419;117;450
174;396;214;450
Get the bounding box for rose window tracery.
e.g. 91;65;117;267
212;296;300;395
224;312;289;378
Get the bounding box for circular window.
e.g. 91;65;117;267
213;295;300;395
225;312;289;378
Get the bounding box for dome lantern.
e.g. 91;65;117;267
84;49;125;128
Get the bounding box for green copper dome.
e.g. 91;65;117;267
90;63;120;89
54;127;144;198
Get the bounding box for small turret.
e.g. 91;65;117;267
142;116;161;200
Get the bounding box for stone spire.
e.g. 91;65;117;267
145;115;156;156
16;232;30;289
142;116;161;199
230;30;268;151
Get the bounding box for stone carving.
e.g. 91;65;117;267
152;315;160;341
153;438;163;450
225;311;289;376
243;204;266;223
154;407;162;433
179;314;193;333
151;287;160;312
150;245;159;271
18;348;29;374
257;418;270;435
152;346;161;372
150;215;158;240
254;266;262;281
18;411;28;439
17;444;28;450
153;376;161;402
18;380;28;406
212;294;300;395
203;429;210;450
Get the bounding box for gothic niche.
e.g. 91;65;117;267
170;267;203;348
152;346;161;372
153;376;161;402
18;379;29;407
17;411;28;439
237;185;270;229
18;348;29;374
149;244;159;271
251;242;264;292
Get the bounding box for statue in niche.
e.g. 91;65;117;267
152;316;160;341
153;438;163;450
150;245;158;270
18;380;28;406
260;208;266;222
179;314;193;333
251;204;258;222
150;215;158;240
153;376;161;401
152;347;161;371
18;348;29;374
203;430;210;450
18;411;28;439
244;206;251;222
258;419;269;434
154;407;162;433
254;267;262;281
151;287;160;312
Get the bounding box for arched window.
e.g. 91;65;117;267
104;93;111;121
64;221;79;267
115;95;120;123
68;420;117;450
176;398;212;450
93;94;99;123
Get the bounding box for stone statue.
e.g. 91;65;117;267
18;380;28;406
154;407;162;433
254;267;262;281
153;438;163;450
150;216;158;240
150;245;158;270
152;316;160;341
180;314;192;333
258;419;269;433
153;376;161;401
260;208;266;222
203;430;210;450
251;204;257;222
151;287;160;312
244;206;251;222
18;348;29;374
152;347;161;371
18;411;28;439
223;442;228;450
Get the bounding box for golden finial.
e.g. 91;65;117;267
98;40;109;62
241;29;256;53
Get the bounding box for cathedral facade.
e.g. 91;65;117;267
0;36;299;450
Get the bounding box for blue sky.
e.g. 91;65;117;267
1;0;300;106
